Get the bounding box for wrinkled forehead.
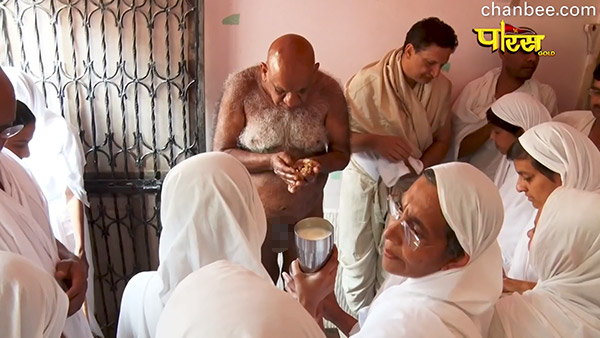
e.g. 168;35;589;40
402;176;447;232
267;57;315;90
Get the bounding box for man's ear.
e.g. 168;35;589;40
404;43;415;58
313;62;320;73
441;253;470;271
260;62;268;80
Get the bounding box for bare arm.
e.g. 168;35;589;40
322;294;358;337
421;111;452;168
212;82;275;173
350;132;376;153
66;188;85;258
458;123;492;159
309;91;350;173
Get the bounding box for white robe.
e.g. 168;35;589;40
354;162;504;338
4;67;99;337
448;68;558;179
0;251;69;338
553;110;596;136
117;152;270;338
488;92;551;271
491;188;600;337
156;260;326;338
0;149;91;338
508;122;600;281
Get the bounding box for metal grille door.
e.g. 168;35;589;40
0;0;204;335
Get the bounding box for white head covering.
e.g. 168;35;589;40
117;152;269;338
357;162;503;338
157;152;270;301
508;122;600;282
519;122;600;191
489;93;551;271
0;251;69;338
2;66;88;205
553;110;596;136
492;188;600;337
156;260;325;338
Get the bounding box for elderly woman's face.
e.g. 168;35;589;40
514;158;562;209
382;176;454;278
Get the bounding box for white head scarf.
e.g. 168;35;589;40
357;162;503;338
117;152;269;338
519;122;600;191
489;93;551;271
3;66;88;205
156;260;325;338
0;251;69;338
157;152;270;302
493;188;600;337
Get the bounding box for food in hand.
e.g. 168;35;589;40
296;159;316;180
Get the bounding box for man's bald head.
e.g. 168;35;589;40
0;67;17;150
260;34;319;109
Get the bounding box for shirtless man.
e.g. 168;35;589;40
213;34;350;282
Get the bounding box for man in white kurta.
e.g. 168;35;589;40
553;63;600;150
338;17;456;313
0;67;91;338
449;48;558;180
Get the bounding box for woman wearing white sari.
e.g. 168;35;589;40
485;92;551;271
490;188;600;337
117;152;270;338
156;260;325;338
0;251;69;338
287;162;504;338
503;122;600;292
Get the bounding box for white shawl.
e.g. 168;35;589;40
156;260;326;338
489;92;551;271
553;110;596;136
355;162;503;338
492;188;600;337
117;152;269;338
449;67;558;179
0;251;69;338
508;122;600;281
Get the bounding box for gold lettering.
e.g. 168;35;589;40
519;34;545;53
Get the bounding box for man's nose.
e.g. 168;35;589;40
283;92;301;108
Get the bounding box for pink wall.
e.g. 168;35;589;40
205;0;600;147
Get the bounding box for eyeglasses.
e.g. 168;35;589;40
388;195;421;251
589;87;600;97
0;124;24;140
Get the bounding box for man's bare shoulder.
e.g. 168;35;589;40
223;65;261;96
313;71;345;100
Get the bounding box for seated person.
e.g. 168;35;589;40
0;251;69;338
213;34;350;283
288;162;504;337
553;63;600;150
486;92;551;271
449;38;558;180
4;100;35;159
504;122;600;293
117;152;271;338
156;260;326;338
490;188;600;337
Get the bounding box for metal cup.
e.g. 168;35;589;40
294;217;334;273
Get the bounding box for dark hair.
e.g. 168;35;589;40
14;101;36;126
403;17;458;52
486;108;523;136
422;169;465;259
594;63;600;81
507;140;559;182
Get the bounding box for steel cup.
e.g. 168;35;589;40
294;217;334;273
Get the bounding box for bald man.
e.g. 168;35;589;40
213;34;350;282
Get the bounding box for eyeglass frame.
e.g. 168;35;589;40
387;195;421;251
0;124;24;140
588;87;600;97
